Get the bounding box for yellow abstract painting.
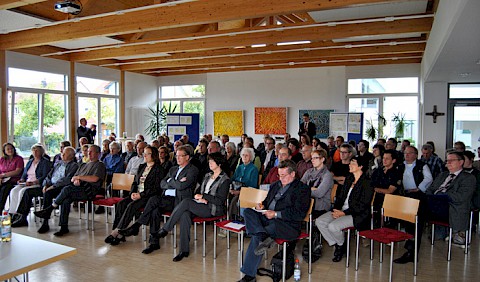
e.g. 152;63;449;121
213;111;244;137
255;107;287;134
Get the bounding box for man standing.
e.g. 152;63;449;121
393;146;433;264
35;145;106;236
426;151;476;246
77;118;92;144
298;113;316;141
238;160;311;282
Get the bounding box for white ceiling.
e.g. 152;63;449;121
425;0;480;82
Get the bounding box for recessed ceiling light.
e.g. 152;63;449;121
459;72;471;77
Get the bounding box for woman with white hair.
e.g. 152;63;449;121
8;144;52;226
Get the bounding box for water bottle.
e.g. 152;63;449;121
1;210;12;242
294;258;301;281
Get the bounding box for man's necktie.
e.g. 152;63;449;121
434;173;456;194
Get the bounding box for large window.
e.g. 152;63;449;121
447;83;480;153
76;76;119;145
160;85;206;135
7;68;68;157
348;77;419;147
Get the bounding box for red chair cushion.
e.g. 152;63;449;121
359;227;414;244
275;232;309;245
193;215;226;223
215;220;246;233
93;197;123;207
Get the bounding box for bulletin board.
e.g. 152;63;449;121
329;112;364;144
166;113;200;145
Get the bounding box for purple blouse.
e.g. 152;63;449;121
0;155;24;183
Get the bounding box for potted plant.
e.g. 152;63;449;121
392;113;406;139
145;101;177;139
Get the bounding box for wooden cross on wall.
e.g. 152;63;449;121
426;105;445;123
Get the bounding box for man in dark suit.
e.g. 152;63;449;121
424;151;476;248
119;145;199;254
238;160;311;282
298;113;316;141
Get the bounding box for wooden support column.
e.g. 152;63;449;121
0;50;7;145
69;62;77;147
119;70;125;136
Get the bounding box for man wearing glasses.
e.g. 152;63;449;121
425;151;476;247
120;145;199;254
331;144;355;185
260;137;276;178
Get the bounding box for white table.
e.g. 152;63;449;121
0;233;77;281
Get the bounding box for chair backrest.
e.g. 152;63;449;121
382;194;420;223
304;199;314;222
239;187;268;208
330;184;338;205
111;173;135;192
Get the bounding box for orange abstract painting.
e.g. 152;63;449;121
213;111;244;137
255;107;287;134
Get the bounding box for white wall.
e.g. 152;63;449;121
124;71;158;139
422;81;448;158
205;67;347;145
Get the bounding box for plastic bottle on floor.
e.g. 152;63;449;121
294;258;301;281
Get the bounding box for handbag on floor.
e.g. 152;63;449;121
257;249;295;282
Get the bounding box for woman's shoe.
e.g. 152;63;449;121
332;244;344;262
119;225;140;237
104;235;115;244
110;236;126;246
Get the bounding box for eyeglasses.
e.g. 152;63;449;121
311;156;321;160
445;159;461;164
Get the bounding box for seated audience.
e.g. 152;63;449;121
260;137;276;178
238;160;310;282
454;141;466;152
225;142;239;177
75;137;89;162
0;143;24;211
35;145;106;236
105;146;165;246
357;139;373;168
100;139;111;161
331;144;355;185
155;152;230;262
300;134;311;147
316;156;373;262
463;151;480;210
332;136;345;163
296;145;313;179
159;146;173;173
104;141;125;183
8;144;51;224
125;141;147;176
263;147;291;185
53;141;71;166
80;144;90;163
367;144;384;179
119;145;199;254
122;140;137;167
420;143;445;179
287;138;303;163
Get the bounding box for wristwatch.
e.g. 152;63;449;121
274;212;278;218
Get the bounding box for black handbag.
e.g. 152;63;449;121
257;249;295;282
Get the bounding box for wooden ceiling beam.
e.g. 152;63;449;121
69;17;432;62
0;0;403;49
120;43;425;70
150;55;422;76
0;0;48;10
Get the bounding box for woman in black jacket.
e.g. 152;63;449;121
105;146;165;245
153;152;230;261
315;156;374;262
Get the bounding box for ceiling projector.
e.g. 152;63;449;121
54;1;81;14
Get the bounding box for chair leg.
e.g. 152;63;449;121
214;225;217;259
240;231;244;267
194;222;197;241
346;229;351;268
464;229;469;254
90;201;94;231
431;223;435;245
355;231;360;271
282;242;287;282
379;243;383;263
447;228;452;261
202;222;206;257
389;242;394;282
173;224;177;249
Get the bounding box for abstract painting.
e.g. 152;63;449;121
213;110;244;137
299;109;335;138
255;107;287;134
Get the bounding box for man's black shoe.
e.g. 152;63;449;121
254;237;274;255
332;244;345;262
34;206;54;219
94;206;105;214
37;223;50;234
173;252;189;262
142;244;160;254
393;252;414;264
157;229;168;238
54;227;70;237
237;275;256;282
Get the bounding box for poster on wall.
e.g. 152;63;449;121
213;110;244;137
167;113;200;145
330;112;364;144
299;109;335;139
255;107;287;135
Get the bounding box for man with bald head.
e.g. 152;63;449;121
297;145;313;179
14;146;79;231
263;147;292;184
